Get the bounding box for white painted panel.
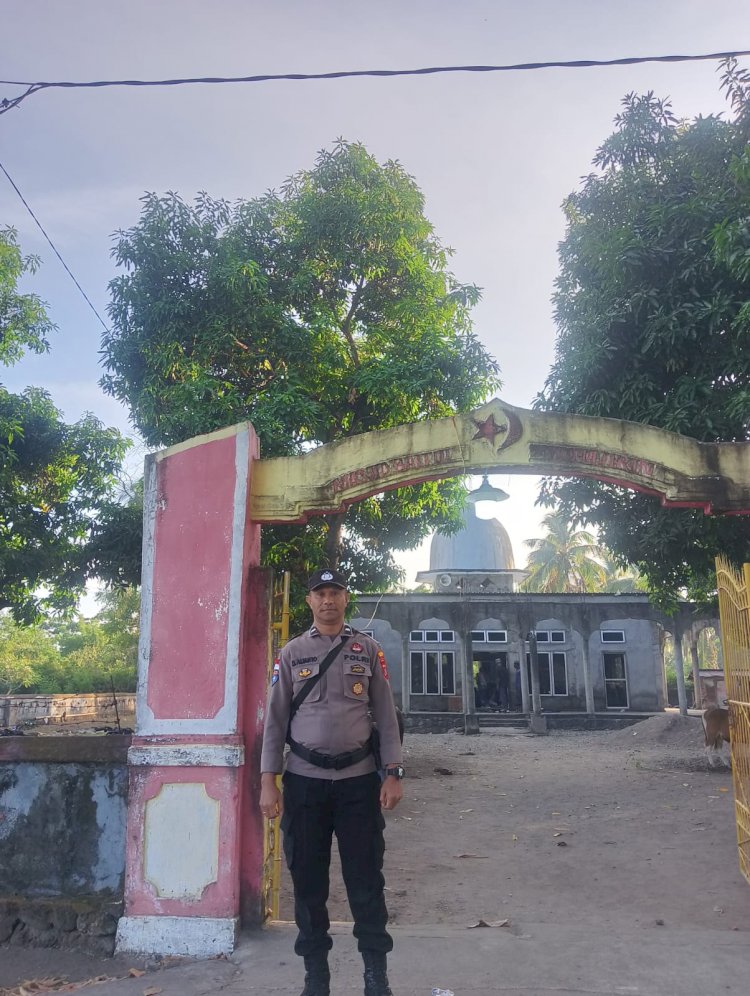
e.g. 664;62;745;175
143;783;220;899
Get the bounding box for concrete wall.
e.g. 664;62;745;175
0;693;136;729
353;592;681;722
0;736;130;953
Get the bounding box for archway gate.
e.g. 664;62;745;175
716;556;750;886
114;399;750;958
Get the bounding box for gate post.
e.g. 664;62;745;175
116;424;265;958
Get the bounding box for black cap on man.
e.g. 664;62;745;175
307;568;348;591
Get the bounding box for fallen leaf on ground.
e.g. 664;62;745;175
556;841;568;847
454;853;488;859
552;832;563;837
8;980;68;996
467;918;510;928
459;809;474;814
128;970;146;978
434;767;453;776
143;988;163;996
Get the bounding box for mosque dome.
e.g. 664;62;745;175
429;500;516;572
416;477;526;592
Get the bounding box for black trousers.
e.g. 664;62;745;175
281;770;392;958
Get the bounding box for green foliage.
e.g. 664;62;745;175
0;588;139;694
102;140;500;599
521;511;608;593
535;61;750;603
0;232;130;621
86;479;144;589
0;227;53;366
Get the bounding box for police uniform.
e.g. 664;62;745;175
260;622;403;962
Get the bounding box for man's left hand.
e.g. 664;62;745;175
380;775;403;810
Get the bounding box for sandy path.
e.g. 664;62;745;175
278;715;748;933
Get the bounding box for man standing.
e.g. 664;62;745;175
260;568;404;996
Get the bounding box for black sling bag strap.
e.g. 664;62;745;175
286;634;374;770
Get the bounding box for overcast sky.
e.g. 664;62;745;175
2;0;747;582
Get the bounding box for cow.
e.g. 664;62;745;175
702;706;731;769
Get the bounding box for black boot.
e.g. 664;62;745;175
300;954;330;996
362;951;393;996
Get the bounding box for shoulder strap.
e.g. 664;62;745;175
288;635;348;724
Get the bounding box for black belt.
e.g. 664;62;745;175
287;735;373;770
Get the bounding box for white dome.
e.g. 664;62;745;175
429;502;515;572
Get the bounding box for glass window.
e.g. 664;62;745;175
441;653;455;694
604;653;628;707
471;631;486;642
527;651;567;696
410;652;424;694
487;630;507;643
601;630;625;643
440;630;455;642
410;631;424;642
550;630;565;643
552;653;568;695
425;652;440;693
424;630;440;642
410;651;455;695
535;630;550;643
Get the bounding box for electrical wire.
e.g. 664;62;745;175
0;160;110;332
2;49;750;115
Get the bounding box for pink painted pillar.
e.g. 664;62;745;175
116;424;266;958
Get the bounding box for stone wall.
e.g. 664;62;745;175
0;735;130;953
0;693;136;729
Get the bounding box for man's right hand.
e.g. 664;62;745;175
259;772;283;820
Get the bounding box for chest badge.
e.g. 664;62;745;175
298;668;312;679
351;642;363;652
352;681;364;696
351;664;366;674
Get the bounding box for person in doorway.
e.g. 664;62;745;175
496;658;510;712
260;568;404;996
483;661;499;711
513;660;522;711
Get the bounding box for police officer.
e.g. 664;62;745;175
260;568;404;996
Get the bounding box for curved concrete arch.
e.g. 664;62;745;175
249;398;750;522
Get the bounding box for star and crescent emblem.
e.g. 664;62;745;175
471;409;523;452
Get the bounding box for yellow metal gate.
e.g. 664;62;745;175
262;570;290;921
716;556;750;886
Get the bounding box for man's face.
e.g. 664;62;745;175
305;585;350;628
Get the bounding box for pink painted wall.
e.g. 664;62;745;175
147;436;238;720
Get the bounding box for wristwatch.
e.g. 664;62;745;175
384;765;405;779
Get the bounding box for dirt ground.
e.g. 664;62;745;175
278;714;749;933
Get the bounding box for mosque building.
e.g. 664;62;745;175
350;479;715;731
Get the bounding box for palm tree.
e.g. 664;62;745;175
521;511;607;593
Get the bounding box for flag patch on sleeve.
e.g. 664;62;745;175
271;659;280;685
377;649;389;681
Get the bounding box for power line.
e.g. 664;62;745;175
0;160;110;333
2;49;750;115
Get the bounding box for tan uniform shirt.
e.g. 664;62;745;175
260;624;403;780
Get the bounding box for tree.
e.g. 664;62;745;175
0;616;60;694
521;511;607;593
102;141;500;602
535;61;750;604
0;229;129;621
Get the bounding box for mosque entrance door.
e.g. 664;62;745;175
475;652;509;711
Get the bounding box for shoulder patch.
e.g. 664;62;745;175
377;649;389;681
271;659;280;685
